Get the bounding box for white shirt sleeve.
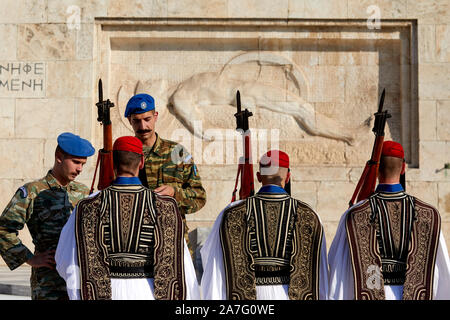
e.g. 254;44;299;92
328;209;355;300
433;232;450;299
55;205;81;300
200;204;233;300
318;228;329;300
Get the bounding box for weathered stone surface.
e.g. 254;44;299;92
15;99;75;139
0;139;44;179
418;25;436;63
47;61;92;98
419;141;450;181
347;0;407;19
407;0;450;24
419;100;437;140
419;64;450;100
0;99;15;138
437;100;450;140
285;141;346;165
229;0;288;18
438;182;450;221
74;98;94;142
76;24;94;60
301;0;348;19
108;0;167;17
168;0;227;18
316;181;355;221
17;24;76;60
48;0;107;23
436;25;450;63
0;25;17;60
0;0;47;24
406;181;438;208
291;181;318;211
190;179;236;221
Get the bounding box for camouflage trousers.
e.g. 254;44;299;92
30;267;69;300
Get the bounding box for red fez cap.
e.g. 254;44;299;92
381;141;404;159
259;150;289;168
113;136;144;156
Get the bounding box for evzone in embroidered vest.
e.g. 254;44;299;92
219;193;324;300
346;192;441;300
74;184;186;300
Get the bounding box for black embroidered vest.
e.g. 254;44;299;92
369;192;415;285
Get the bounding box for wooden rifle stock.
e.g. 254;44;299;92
90;79;115;194
349;89;391;207
231;91;255;202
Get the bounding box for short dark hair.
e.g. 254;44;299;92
379;156;403;180
55;145;69;158
113;150;142;175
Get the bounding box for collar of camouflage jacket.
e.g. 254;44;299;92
45;170;78;192
143;132;163;157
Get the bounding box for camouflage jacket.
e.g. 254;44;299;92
139;134;206;238
0;171;89;299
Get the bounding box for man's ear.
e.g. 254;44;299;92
256;171;262;183
401;160;406;175
285;170;291;184
139;155;145;170
55;149;64;164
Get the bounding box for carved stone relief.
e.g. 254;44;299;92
98;20;416;167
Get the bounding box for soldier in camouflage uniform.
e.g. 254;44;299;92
0;132;95;300
125;94;206;250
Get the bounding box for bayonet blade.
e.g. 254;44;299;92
98;79;103;103
236;90;241;113
378;88;385;113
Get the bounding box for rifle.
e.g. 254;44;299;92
231;90;255;202
349;88;391;207
90;79;115;194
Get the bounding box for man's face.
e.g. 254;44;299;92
128;110;158;142
60;155;87;182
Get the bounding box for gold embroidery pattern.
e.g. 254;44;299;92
220;202;257;300
346;202;385;300
289;201;323;300
119;193;134;249
403;200;440;300
265;202;281;255
153;196;186;300
75;193;112;300
386;201;402;254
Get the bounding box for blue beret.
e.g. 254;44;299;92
124;94;155;117
57;132;95;157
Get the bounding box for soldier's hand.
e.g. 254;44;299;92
26;250;56;269
154;185;175;197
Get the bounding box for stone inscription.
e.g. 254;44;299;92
0;62;45;97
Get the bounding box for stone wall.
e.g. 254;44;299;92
0;0;449;267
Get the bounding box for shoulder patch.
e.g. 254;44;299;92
18;186;28;198
183;154;192;164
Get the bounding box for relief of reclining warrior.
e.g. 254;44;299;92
117;52;370;145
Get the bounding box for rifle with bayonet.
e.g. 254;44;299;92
90;79;115;193
349;88;391;207
231;90;255;202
